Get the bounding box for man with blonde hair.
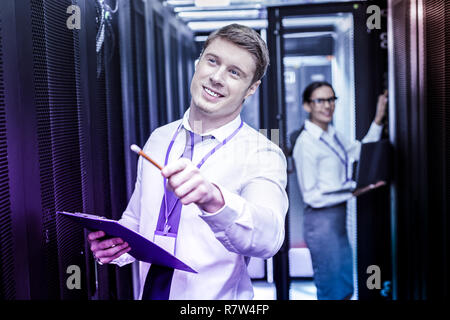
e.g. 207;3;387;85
88;24;288;300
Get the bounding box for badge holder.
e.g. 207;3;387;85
153;230;177;255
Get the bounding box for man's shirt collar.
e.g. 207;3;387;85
181;108;242;143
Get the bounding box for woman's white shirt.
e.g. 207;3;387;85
292;119;383;208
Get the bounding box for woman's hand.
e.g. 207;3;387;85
374;90;388;125
353;180;386;197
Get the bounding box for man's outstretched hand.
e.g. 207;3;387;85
162;158;225;213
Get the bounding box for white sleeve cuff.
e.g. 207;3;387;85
371;121;383;132
110;252;135;267
198;186;244;233
362;122;383;143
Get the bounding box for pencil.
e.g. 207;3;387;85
130;144;163;171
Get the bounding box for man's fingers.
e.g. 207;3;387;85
95;242;129;259
173;174;203;199
110;246;132;262
98;246;132;264
161;158;191;179
96;237;124;250
179;185;209;206
168;166;197;190
90;237;123;252
88;230;105;242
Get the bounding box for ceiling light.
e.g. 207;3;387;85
188;19;267;32
178;10;260;20
195;0;231;7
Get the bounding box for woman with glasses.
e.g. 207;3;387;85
292;81;388;300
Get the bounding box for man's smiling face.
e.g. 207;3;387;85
189;37;260;123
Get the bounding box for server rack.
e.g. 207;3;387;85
388;0;449;299
0;0;195;300
266;1;391;300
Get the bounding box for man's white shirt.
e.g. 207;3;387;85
293;119;383;208
112;109;288;299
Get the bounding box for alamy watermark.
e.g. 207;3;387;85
67;5;81;30
66;265;81;290
366;264;381;289
366;264;392;297
66;4;383;32
366;5;388;30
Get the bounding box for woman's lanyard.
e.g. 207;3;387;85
306;128;350;181
319;135;349;181
162;119;244;230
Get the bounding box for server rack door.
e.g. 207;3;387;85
0;0;17;300
389;0;449;299
267;2;391;300
1;0;91;299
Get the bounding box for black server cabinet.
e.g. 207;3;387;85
0;0;132;299
0;0;88;299
389;0;449;299
0;0;195;300
0;0;17;301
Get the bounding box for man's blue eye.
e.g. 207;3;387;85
230;69;239;76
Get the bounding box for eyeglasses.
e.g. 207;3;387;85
309;97;338;105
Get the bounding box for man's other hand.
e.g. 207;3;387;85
87;231;131;264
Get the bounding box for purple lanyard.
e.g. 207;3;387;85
162;119;244;222
164;119;244;168
320;135;349;181
306;128;349;181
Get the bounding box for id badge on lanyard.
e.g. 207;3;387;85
153;231;177;255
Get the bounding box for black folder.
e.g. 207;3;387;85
322;139;390;195
354;139;390;188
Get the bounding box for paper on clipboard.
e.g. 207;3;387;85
57;211;196;273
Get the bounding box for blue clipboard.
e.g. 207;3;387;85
57;211;196;273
